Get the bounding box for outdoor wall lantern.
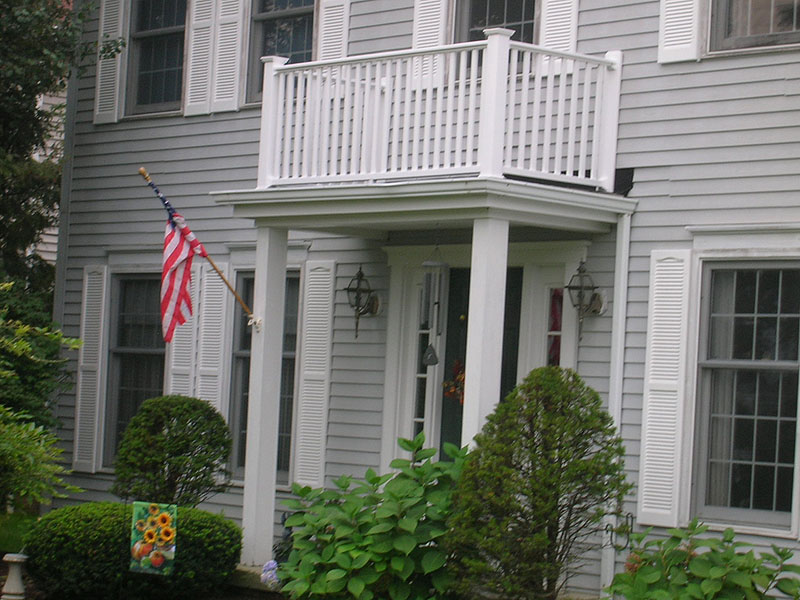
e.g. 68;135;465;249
345;265;379;338
566;261;607;337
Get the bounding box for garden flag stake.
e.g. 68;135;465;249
138;168;256;342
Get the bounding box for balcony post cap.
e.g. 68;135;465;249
261;55;290;65
482;27;515;38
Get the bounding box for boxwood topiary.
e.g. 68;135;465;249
111;395;232;507
23;501;242;600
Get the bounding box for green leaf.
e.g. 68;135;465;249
726;571;752;589
421;549;446;574
352;552;370;569
388;579;411;600
392;534;416;555
398;517;417;533
366;522;394;535
347;576;365;598
637;565;662;584
776;578;800;595
326;569;347;582
397;437;416;452
334;552;352;569
700;578;723;595
689;557;712;578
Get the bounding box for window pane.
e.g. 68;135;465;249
712;0;800;50
702;266;800;524
229;273;299;482
131;0;186;112
106;276;165;466
466;0;535;42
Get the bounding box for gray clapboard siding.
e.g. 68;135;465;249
348;0;414;55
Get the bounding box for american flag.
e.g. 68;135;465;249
161;211;207;342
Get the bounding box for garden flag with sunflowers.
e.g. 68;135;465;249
130;502;177;575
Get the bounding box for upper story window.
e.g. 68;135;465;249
695;264;800;529
710;0;800;51
456;0;537;43
247;0;315;102
128;0;187;114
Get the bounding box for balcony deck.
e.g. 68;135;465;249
256;29;621;194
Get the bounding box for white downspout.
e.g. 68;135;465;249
600;211;632;589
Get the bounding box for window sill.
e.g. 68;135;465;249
694;519;796;540
704;40;800;59
120;109;184;122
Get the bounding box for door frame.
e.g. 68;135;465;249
380;240;590;471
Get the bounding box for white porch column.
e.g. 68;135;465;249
241;226;288;565
461;217;509;446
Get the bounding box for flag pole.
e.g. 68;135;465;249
138;167;258;326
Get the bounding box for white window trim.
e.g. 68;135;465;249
681;224;800;539
226;243;309;489
380;240;587;473
101;258;165;473
658;0;800;64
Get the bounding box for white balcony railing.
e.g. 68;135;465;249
257;29;622;192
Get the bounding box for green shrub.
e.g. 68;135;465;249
23;501;242;600
605;520;800;600
445;366;630;600
279;433;467;600
111;395;232;507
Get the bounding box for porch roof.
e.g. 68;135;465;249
212;176;637;236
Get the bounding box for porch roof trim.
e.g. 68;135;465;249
212;176;638;235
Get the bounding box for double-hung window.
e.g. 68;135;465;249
695;264;800;528
230;272;300;484
247;0;315;102
128;0;188;114
710;0;800;51
104;275;165;466
456;0;538;43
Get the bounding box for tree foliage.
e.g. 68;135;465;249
111;395;233;507
445;366;631;600
0;282;80;428
0;404;81;509
0;0;123;291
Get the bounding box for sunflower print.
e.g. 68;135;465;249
148;503;160;515
157;512;172;528
143;528;158;544
159;526;175;543
135;519;146;532
146;515;158;529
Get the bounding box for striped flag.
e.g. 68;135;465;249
161;212;207;342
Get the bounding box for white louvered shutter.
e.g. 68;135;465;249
211;0;243;112
166;265;199;396
94;0;124;124
293;261;335;488
413;0;446;48
637;249;691;527
540;0;578;53
658;0;700;63
196;262;229;412
412;0;446;83
318;0;350;60
185;0;214;116
73;266;108;472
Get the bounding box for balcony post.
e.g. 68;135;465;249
258;56;289;189
596;50;622;192
478;28;513;178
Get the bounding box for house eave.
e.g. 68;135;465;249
212;177;637;235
